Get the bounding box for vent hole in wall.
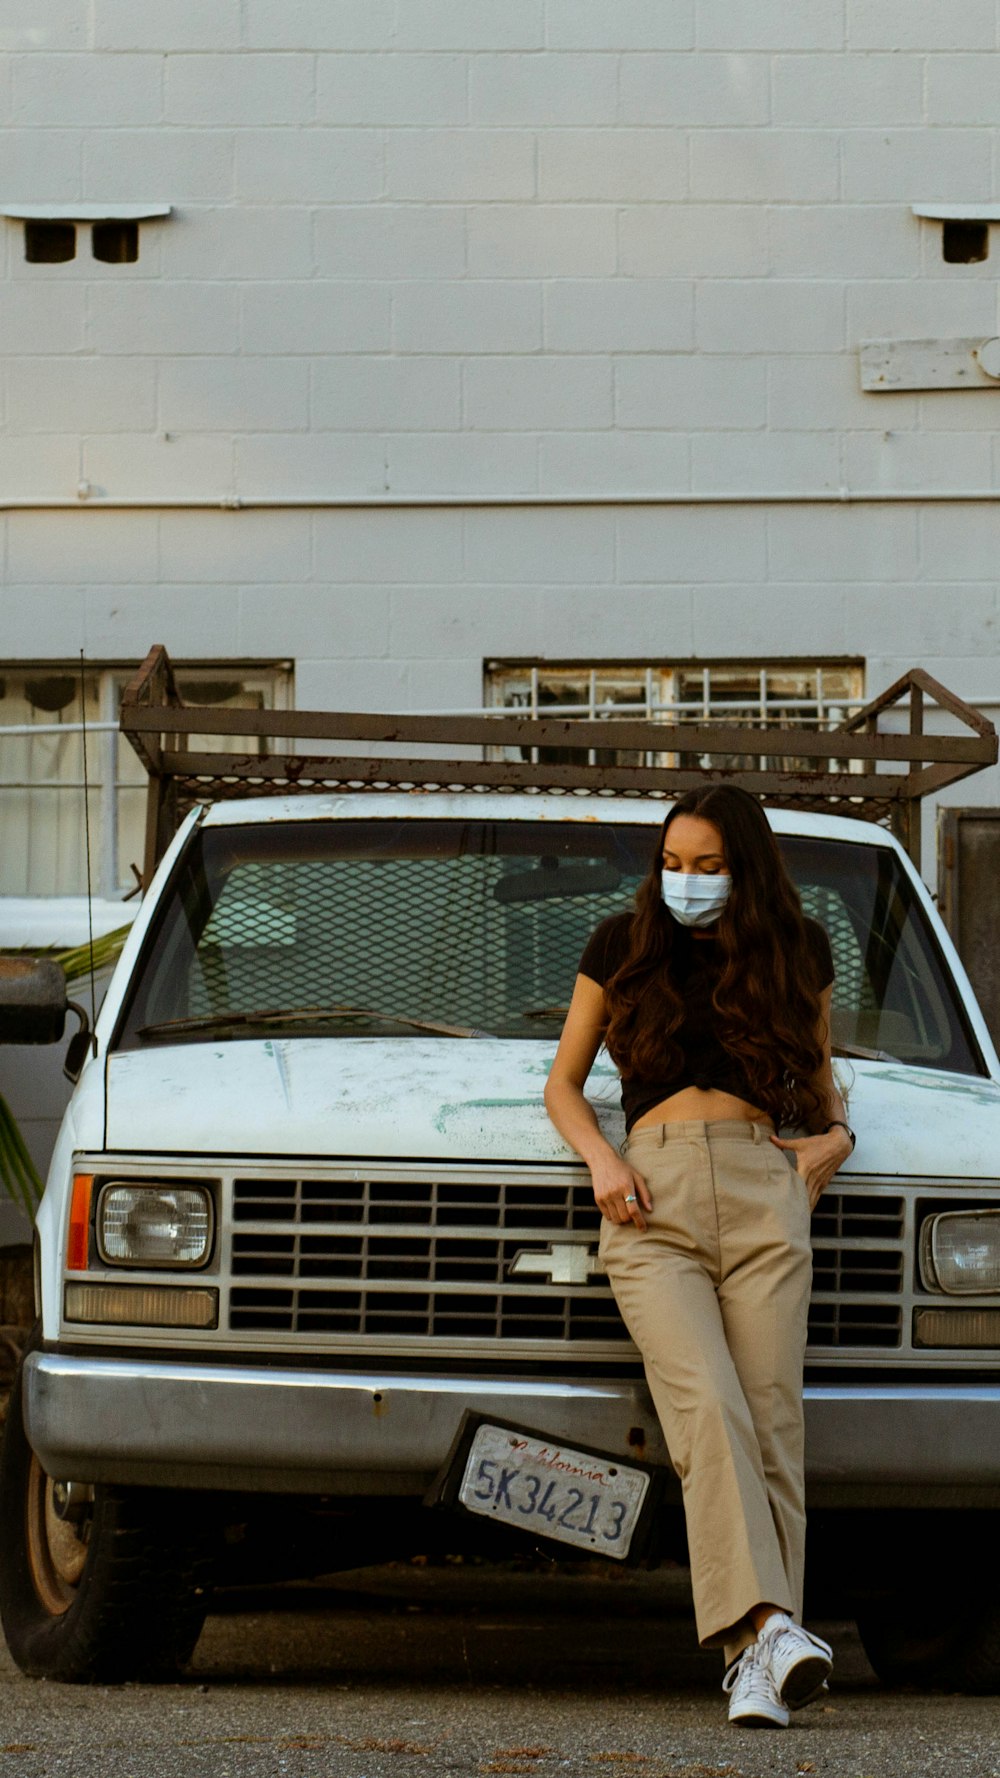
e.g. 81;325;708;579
24;220;75;263
943;220;989;264
92;220;139;263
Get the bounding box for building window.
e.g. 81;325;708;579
0;665;292;900
485;660;865;773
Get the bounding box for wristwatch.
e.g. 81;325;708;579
823;1119;856;1152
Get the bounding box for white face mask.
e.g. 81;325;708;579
660;869;731;928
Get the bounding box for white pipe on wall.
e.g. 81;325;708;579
1;489;1000;512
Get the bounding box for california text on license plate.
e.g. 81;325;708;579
456;1422;649;1559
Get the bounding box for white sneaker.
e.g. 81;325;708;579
722;1643;789;1729
756;1611;833;1709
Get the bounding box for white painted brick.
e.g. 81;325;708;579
691;130;839;202
6;357;156;432
0;438;79;498
844;585;997;656
314;206;466;279
846;280;996;345
615;355;766;429
0;55;11;124
539;130;686;201
241;283;391;353
385;433;539;494
927;56;1000;126
768;205;920;279
292;659;409;710
843;131;993;203
767;506;919;581
88;284;238;355
244;0;397;50
619;53;769;125
316;53;467;126
94;0;241;49
237;129;381;203
691;584;848;655
692;430;841;492
0;2;86;50
848;0;995;50
697;282;844;354
312;358;461;430
545;0;694;50
163;207;314;280
464;357;612;429
395;581;699;659
919;508;1000;581
235;434;387;496
82;433;233;498
917;390;1000;433
387;131;535;201
619;204;768;277
774;53;923;125
85;582;243;656
767;355;920;431
0;129;82;201
313;510;465;583
157;510;310;583
12;53;162;124
6;511;161;583
0;283;85;353
395;0;544;50
845;431;994;492
544;281;694;352
407;655;482;708
470;53;617;125
393;283;541;354
239;584;391;657
84;129;234;202
468;205;616;277
617;507;767;582
464;508;615;583
0;587;86;658
160;358;310;431
697;0;845;50
537;432;690;493
166;55;313;126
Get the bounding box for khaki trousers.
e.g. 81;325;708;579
599;1118;813;1666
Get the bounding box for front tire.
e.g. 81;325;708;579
0;1345;212;1681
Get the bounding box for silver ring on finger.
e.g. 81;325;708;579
624;1193;636;1203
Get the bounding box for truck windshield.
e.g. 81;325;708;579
114;818;983;1075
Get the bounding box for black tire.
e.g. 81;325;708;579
856;1592;1000;1694
0;1344;213;1682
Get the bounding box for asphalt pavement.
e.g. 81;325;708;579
0;1561;996;1778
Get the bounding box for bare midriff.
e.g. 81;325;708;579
630;1085;773;1133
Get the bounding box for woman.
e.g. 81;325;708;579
544;785;854;1730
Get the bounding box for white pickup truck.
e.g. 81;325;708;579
3;651;1000;1691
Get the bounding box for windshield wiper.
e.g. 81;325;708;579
138;1006;491;1040
832;1039;902;1063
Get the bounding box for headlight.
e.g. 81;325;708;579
96;1184;213;1269
919;1209;1000;1295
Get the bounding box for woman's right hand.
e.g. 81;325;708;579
590;1151;653;1230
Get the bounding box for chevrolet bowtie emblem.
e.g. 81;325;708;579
509;1244;602;1286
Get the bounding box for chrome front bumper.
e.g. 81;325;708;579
23;1351;1000;1504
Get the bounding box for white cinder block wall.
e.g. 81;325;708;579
2;2;1000;1197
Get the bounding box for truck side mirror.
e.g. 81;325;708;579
0;958;68;1045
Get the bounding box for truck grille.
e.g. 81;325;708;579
229;1175;905;1353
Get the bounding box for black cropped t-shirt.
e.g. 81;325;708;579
577;912;834;1133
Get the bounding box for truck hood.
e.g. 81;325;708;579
104;1040;1000;1177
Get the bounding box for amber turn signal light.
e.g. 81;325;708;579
66;1174;94;1272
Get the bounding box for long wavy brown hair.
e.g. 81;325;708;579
604;786;826;1127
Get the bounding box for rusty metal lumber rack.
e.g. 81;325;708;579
122;646;997;882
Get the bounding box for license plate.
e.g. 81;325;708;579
456;1422;649;1560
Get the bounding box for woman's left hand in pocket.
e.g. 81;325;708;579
770;1129;852;1210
